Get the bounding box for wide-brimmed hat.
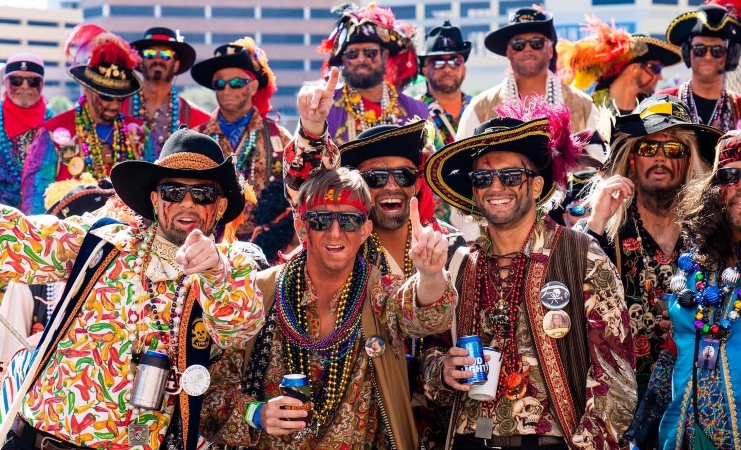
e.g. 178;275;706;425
666;4;741;45
632;34;682;66
65;24;142;98
47;184;115;219
418;20;472;68
602;94;723;173
192;44;268;90
339;120;427;169
484;7;557;56
130;27;196;75
111;127;245;224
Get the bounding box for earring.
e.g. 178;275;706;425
629;157;635;165
300;230;306;235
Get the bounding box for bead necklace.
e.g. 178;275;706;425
342;80;399;131
132;88;179;161
234;129;260;184
0;101;53;184
75;95;137;179
502;70;563;106
363;221;413;278
475;221;536;405
276;249;369;425
681;81;733;131
673;250;741;340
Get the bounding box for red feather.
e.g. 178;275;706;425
64;24;107;63
64;23;140;69
706;0;741;17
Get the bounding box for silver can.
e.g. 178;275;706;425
131;351;172;410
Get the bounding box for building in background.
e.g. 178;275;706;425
0;6;82;100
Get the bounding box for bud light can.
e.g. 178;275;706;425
279;374;312;424
456;335;488;385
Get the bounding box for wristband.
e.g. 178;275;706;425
253;402;265;431
245;401;263;429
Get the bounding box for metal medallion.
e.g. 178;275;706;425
127;422;150;445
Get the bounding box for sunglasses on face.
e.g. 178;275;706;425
508;37;547;52
427;55;464;69
360;168;419;189
344;48;380;61
212;77;252;90
566;204;592;216
635;140;689;159
691;44;728;59
8;75;42;88
715;167;741;185
157;183;222;205
301;211;367;232
142;49;175;61
642;62;663;75
469;168;536;189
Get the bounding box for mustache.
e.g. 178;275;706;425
645;164;675;179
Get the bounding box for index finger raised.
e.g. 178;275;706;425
409;196;422;241
323;67;340;98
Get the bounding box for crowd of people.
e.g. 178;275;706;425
2;1;741;449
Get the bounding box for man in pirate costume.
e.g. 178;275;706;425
127;27;211;161
575;95;722;449
0;126;265;450
318;2;428;145
557;18;682;117
416;21;472;146
658;2;741;132
21;24;145;215
199;68;457;449
456;7;599;141
192;37;291;240
0;52;53;210
423;97;636;450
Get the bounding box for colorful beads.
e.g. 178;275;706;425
677;253;695;271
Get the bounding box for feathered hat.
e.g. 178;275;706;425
191;36;277;116
425;97;590;216
64;24;142;98
317;2;418;89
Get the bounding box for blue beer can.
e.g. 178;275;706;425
456;335;488;385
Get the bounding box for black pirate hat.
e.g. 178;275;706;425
130;27;196;75
339;120;427;169
418;20;472;67
484;7;557;56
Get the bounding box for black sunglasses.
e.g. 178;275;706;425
642;62;663;75
344;48;380;61
469;168;536;189
691;44;728;59
157;183;222;205
427;55;464;69
715;167;741;185
360;168;419;189
301;211;366;232
212;77;251;90
635;140;689;159
8;75;42;88
508;37;547;52
566;204;592;216
97;93;123;102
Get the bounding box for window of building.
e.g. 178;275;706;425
461;2;491;18
0;38;21;45
82;6;102;19
28;40;60;47
65;22;78;28
115;32;142;42
425;4;452;19
592;0;634;4
45;80;61;87
310;60;324;70
212;33;252;44
109;6;155;16
275;85;303;97
184;33;206;44
270;60;304;70
0;18;21;25
262;34;304;45
652;0;677;3
461;24;490;35
278;107;298;116
45;61;60;67
310;34;326;45
499;0;531;15
310;8;335;19
393;5;415;20
65;81;79;88
161;7;204;17
27;20;58;27
211;7;254;18
262;8;302;18
688;0;703;4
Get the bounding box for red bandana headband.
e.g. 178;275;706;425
299;187;368;216
716;130;741;169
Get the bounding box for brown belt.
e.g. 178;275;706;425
457;433;567;449
10;416;85;450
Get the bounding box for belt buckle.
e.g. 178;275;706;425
40;436;65;450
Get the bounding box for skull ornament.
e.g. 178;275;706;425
192;320;210;349
629;304;644;336
512;397;543;434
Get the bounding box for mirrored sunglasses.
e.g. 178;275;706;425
301;211;366;232
642;62;663;75
691;44;728;59
344;48;380;61
360;168;419;189
566;204;592;216
715;167;741;185
157;183;222;205
427;55;464;69
508;37;546;52
8;75;42;88
212;77;252;90
635;140;689;159
469;168;536;189
143;49;175;61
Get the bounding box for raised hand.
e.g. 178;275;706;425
408;197;448;276
297;66;340;136
175;229;221;275
586;174;634;235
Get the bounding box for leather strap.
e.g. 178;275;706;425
10;416;85;450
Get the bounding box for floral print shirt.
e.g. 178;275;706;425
416;91;471;146
0;205;264;449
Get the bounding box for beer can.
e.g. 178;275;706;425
279;374;312;424
456;335;488;385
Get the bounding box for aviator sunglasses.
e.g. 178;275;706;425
301;211;367;232
360;168;419;189
715;167;741;185
427;55;464;69
142;49;175;61
344;48;380;61
469;168;536;189
212;77;252;90
691;44;728;59
157;183;222;205
635;140;689;159
8;75;42;88
508;37;547;52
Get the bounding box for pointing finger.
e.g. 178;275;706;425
323;67;340;99
409;197;422;242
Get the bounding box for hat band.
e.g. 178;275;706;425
639;102;691;123
84;67;132;90
5;60;44;77
158;152;221;170
149;34;176;41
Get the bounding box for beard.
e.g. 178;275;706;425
477;192;535;229
512;56;549;78
342;64;385;89
369;194;411;231
144;63;175;82
429;74;462;94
